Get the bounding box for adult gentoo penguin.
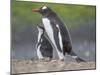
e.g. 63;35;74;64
32;6;85;62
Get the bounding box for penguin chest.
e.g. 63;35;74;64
42;18;63;52
42;18;55;44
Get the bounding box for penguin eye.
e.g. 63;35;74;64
41;6;48;13
41;9;48;14
42;9;47;12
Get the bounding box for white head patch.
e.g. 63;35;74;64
42;6;47;10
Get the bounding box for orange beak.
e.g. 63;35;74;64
32;8;40;12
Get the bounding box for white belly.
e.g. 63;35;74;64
42;18;55;45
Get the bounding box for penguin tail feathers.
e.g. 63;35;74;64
75;57;86;63
68;51;86;63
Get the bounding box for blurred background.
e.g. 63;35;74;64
11;0;96;62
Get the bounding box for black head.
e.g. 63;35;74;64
32;6;55;17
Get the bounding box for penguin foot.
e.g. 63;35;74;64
38;58;44;62
44;57;52;62
59;58;64;61
39;57;51;62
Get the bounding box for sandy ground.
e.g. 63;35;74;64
11;59;96;74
